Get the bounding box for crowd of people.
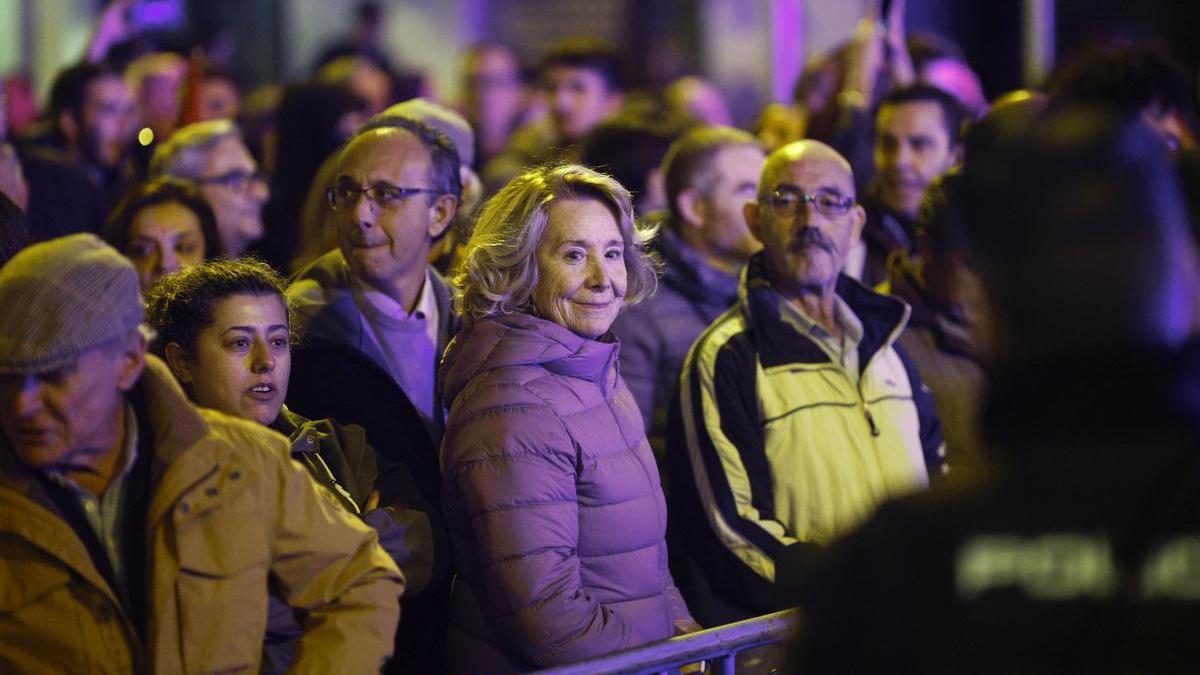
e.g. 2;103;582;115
2;0;1200;672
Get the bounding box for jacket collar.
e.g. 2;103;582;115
134;358;241;530
441;312;620;405
270;406;323;456
740;252;911;369
0;356;223;605
654;224;741;308
289;249;389;366
289;249;460;367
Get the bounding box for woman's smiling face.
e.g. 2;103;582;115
532;198;628;339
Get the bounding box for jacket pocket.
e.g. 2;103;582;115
0;550;72;613
0;549;96;673
173;484;270;674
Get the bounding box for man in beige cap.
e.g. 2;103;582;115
0;234;404;673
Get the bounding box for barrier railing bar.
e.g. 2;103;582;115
533;608;801;675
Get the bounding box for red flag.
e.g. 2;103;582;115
178;47;205;126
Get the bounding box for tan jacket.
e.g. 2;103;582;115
0;358;404;674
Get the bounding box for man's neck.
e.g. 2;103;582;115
678;230;743;275
64;404;128;498
699;249;744;276
359;267;428;315
788;284;842;338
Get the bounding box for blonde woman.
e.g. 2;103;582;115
440;164;699;673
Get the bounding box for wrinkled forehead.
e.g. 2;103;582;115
338;128;431;178
762;152;856;196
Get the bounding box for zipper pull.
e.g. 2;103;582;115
864;408;880;436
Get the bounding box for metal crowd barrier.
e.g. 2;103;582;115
533;608;802;675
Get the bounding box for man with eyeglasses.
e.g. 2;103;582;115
286;117;460;674
666;139;944;624
150;119;268;256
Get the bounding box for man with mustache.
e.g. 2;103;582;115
666;140;944;624
857;84;963;285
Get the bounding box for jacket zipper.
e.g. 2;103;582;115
856;359;881;437
311;452;362;514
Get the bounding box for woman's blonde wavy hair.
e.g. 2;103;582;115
453;163;658;324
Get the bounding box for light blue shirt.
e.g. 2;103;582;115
780;295;865;386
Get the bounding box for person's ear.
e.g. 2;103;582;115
850;203;867;243
427;194;458;240
163;342;193;385
115;330;147;393
745;200;764;242
676;187;705;230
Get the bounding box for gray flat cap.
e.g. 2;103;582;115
0;234;144;374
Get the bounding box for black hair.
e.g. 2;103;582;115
1050;42;1196;126
202;61;241;92
260;82;368;270
354;115;463;200
0;191;29;266
539;37;628;93
878;84;967;147
144;256;296;359
906;31;968;70
960;106;1187;361
357;1;382;25
915;170;969;261
103;177;222;262
46;61;120;127
579;102;689;209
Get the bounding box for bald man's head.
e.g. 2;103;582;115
758;140;855;200
747;140;865;296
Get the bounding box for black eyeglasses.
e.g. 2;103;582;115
196;169;265;193
763;187;856;218
326;182;442;210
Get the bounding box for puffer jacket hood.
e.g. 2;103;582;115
441;311;620;406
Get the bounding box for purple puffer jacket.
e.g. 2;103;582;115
439;312;694;673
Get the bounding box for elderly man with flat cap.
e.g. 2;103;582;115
666;140;944;625
0;234;403;673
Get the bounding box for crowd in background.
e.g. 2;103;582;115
2;0;1200;673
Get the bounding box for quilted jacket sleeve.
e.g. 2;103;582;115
443;385;645;667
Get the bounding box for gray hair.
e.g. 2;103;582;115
149;119;240;179
453;164;658;323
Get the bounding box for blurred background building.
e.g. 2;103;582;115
3;0;1197;130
